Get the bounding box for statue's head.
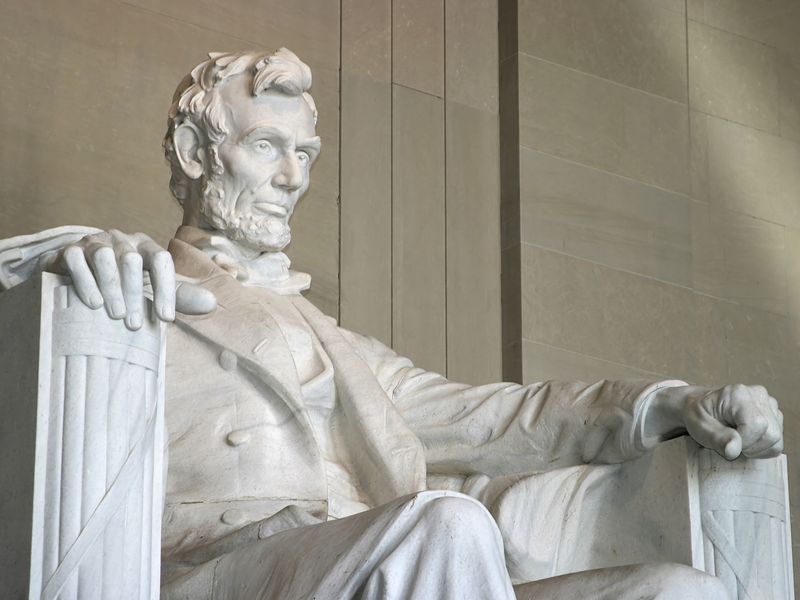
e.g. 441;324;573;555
164;48;320;253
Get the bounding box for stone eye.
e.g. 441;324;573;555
255;140;273;154
297;151;310;165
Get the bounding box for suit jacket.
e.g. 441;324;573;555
162;237;683;571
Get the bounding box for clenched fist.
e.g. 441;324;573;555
649;383;783;460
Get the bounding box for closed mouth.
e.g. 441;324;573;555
253;202;289;218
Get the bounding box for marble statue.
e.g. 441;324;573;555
0;48;789;599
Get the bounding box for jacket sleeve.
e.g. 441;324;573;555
342;329;686;477
0;226;100;290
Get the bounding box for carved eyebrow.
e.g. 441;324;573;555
241;125;292;145
296;136;322;155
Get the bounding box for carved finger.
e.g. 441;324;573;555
61;245;104;309
742;421;783;457
746;436;784;459
140;240;176;321
117;247;144;330
86;244;126;319
730;396;769;449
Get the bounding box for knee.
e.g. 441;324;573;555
417;493;501;544
647;564;730;600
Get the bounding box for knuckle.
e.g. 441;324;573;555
120;251;143;269
62;245;83;264
152;251;174;271
92;245;115;263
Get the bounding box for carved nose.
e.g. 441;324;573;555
274;156;303;191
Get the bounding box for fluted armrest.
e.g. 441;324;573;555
0;272;166;599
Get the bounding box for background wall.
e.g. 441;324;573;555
502;0;800;583
339;0;502;383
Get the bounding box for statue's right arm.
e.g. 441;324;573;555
0;227;215;330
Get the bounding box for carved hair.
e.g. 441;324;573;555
163;48;317;205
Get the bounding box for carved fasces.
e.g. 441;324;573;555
0;274;167;599
697;447;794;600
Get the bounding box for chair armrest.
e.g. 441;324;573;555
0;273;166;599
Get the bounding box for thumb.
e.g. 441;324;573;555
688;417;742;460
175;282;217;315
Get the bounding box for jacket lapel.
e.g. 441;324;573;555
168;239;311;427
293;297;427;505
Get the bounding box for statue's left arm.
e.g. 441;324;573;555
345;331;783;477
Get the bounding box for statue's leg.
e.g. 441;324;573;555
162;490;516;600
512;563;730;600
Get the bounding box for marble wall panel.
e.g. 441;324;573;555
689;110;710;203
689;0;800;57
341;0;391;80
500;55;521;251
786;226;800;328
445;104;502;385
392;0;444;97
689;21;779;133
778;52;800;143
650;0;686;14
499;0;518;62
706;115;800;229
391;85;446;373
120;0;340;71
444;0;498;113
518;0;687;102
522;340;666;384
520;148;693;287
339;0;392;344
501;245;522;383
520;244;727;384
518;55;690;195
692;202;787;315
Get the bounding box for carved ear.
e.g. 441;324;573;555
173;122;206;180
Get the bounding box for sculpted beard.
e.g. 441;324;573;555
199;169;292;253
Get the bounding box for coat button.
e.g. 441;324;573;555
226;430;250;447
221;508;246;526
218;349;237;371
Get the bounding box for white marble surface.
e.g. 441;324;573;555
0;274;165;599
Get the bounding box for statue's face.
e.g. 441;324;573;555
200;76;320;252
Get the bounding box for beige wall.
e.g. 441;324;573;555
340;0;503;383
0;0;504;384
505;0;800;582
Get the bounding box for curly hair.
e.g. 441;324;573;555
163;48;317;205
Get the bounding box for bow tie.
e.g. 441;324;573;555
175;226;311;294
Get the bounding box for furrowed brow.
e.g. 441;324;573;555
241;125;292;145
297;136;321;154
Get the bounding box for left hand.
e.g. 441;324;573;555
681;384;783;460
